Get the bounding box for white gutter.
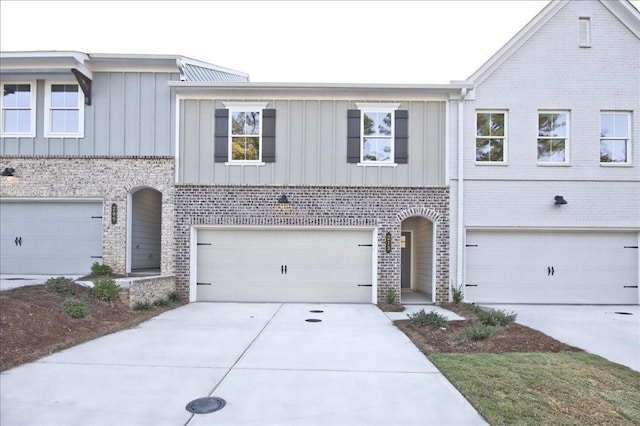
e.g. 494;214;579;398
456;88;468;300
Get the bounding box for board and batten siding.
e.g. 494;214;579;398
0;72;178;157
131;188;162;270
178;99;447;186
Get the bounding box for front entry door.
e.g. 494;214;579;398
401;232;412;288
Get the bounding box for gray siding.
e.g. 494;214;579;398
179;98;447;186
1;72;178;156
131;188;162;270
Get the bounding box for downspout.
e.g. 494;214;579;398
456;88;468;300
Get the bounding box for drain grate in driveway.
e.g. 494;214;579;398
186;397;226;414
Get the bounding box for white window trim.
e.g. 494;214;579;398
537;110;570;165
356;102;400;166
1;81;37;137
44;81;84;138
600;111;632;166
224;102;267;164
579;17;591;48
475;110;508;165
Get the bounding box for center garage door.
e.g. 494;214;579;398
196;228;374;303
0;200;103;275
465;230;639;304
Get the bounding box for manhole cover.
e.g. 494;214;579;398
185;397;226;414
309;310;324;313
614;312;633;315
306;318;322;323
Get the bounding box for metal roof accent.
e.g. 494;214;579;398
180;62;248;83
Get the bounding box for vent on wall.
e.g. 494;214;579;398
579;17;591;47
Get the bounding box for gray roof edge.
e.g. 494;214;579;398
169;81;473;90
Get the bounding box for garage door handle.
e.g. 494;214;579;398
281;265;288;274
15;237;22;246
547;266;555;276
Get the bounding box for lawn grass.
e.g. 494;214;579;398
429;352;640;426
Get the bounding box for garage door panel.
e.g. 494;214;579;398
466;231;638;304
196;229;373;303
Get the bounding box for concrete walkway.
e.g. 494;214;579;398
483;304;640;372
0;303;487;426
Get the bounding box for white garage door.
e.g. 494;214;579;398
196;228;374;303
465;231;638;304
0;200;103;275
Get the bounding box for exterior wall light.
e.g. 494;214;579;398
1;167;15;177
278;194;290;204
554;195;567;205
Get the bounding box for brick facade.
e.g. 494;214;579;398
0;157;175;275
175;185;450;303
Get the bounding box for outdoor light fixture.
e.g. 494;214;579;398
554;195;567;205
278;194;290;204
1;167;15;177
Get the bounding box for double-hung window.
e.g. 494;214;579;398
214;102;276;164
347;103;407;165
600;112;630;164
537;111;569;164
476;111;506;163
1;82;36;137
44;82;84;137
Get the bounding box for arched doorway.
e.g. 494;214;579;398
128;187;162;274
400;216;435;303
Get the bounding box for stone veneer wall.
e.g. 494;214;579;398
175;185;450;303
121;275;176;308
0;157;175;276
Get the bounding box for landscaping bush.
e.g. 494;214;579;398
90;262;113;276
153;298;169;307
92;277;119;301
385;287;398;305
167;292;183;303
452;284;464;304
459;324;498;341
408;309;449;328
477;308;517;326
133;301;153;311
63;298;88;319
45;276;76;295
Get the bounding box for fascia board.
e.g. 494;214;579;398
600;0;640;39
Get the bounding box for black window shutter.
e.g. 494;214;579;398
262;109;276;163
395;110;408;164
347;109;361;163
214;109;229;162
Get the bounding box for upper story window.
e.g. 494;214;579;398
347;103;407;165
600;112;630;164
537;111;569;164
44;82;84;138
1;82;36;137
476;111;506;163
579;17;591;47
214;102;276;164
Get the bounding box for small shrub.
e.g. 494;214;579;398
153;298;169;307
167;292;183;303
477;308;517;326
45;276;76;295
385;287;398;305
133;301;153;311
452;284;464;304
90;262;113;276
408;309;449;328
63;298;88;319
92;277;119;301
459;323;498;341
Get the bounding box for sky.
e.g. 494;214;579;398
1;1;638;84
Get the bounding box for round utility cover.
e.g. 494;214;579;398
186;397;226;414
306;318;322;323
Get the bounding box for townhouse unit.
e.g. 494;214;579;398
451;0;640;304
0;52;248;278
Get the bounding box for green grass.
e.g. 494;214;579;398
429;352;640;426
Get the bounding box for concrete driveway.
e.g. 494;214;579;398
1;303;486;426
484;304;640;372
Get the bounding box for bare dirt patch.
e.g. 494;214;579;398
393;302;582;354
0;284;184;371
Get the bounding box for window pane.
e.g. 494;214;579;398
2;85;30;108
51;110;66;133
17;110;31;133
538;138;565;162
363;137;376;160
601;114;614;137
477;113;490;136
231;136;260;161
363;137;391;161
600;140;627;163
614;114;628;138
65;89;79;108
231;112;246;135
3;110;18;132
539;113;567;137
491;113;504;137
51;88;66;108
364;112;391;136
363;113;375;136
65;110;79;132
377;137;392;161
244;111;260;135
378;113;391;136
476;138;503;162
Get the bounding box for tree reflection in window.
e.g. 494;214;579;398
537;112;567;163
